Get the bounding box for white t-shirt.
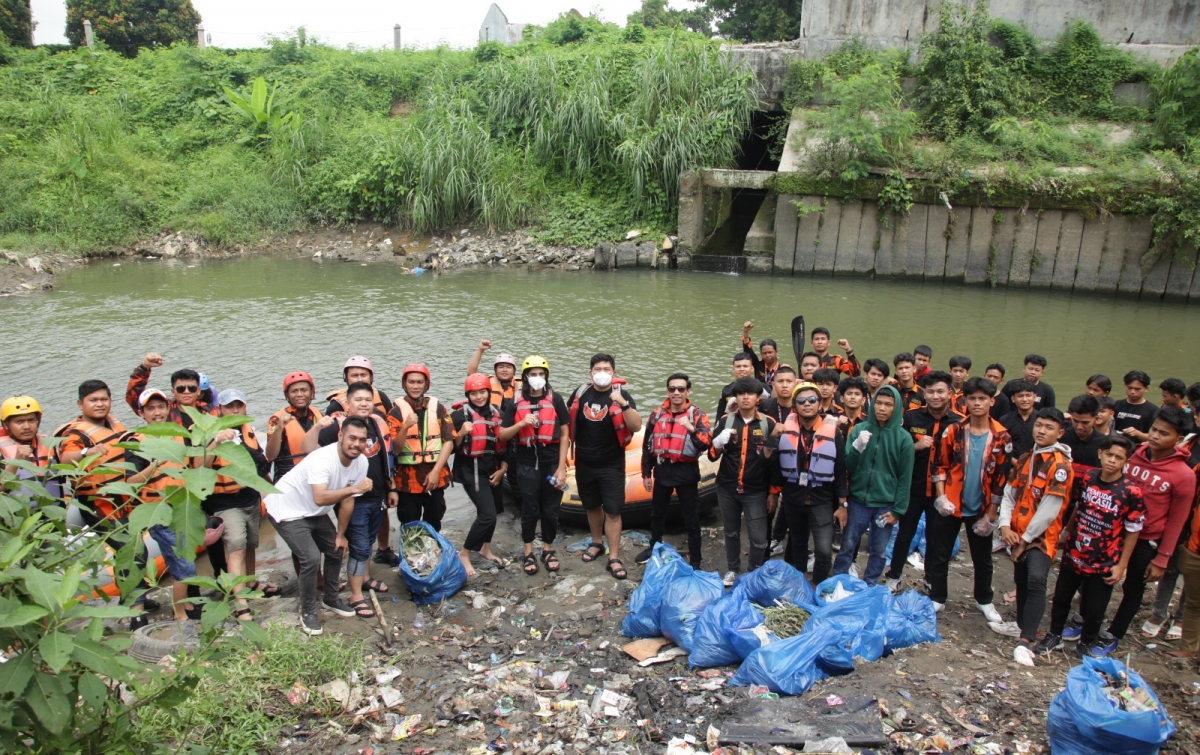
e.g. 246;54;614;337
264;443;368;523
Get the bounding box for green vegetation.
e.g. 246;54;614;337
777;2;1200;248
0;20;755;255
66;0;202;55
0;0;31;48
706;0;802;43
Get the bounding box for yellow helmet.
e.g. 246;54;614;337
521;355;550;375
1;395;42;421
791;382;821;401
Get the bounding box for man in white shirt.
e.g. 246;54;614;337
266;416;373;635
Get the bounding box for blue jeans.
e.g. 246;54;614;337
346;498;384;576
832;501;894;584
148;524;197;581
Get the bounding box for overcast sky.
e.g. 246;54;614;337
29;1;700;49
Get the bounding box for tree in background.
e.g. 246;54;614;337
706;0;801;42
0;0;33;47
626;0;713;34
66;0;201;55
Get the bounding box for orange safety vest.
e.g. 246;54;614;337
0;429;50;468
569;384;633;448
211;424;262;497
326;386;388;417
933;417;1012;517
489;375;521;408
54;416;128;518
129;434;186;505
390;397;443;465
1008;447;1074;559
268;406;323;468
514;392;561;447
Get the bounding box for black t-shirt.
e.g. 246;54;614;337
760;397;793;424
990;390;1013;421
1063;426;1107;469
567;385;637;468
451;404;503;480
318;419;388;501
1003;379;1055;409
717;380;770;418
711;412;778;494
501;391;570;469
1113;399;1159;435
903;407;958;498
327;388;394;416
1000;410;1037;459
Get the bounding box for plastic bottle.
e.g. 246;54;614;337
546;475;569;491
413;610;425;631
875;513;892;528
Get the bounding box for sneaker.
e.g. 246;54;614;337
1013;643;1036;667
932;601;945;613
1165;621;1183;641
1082;631;1118;657
1037;633;1064;654
722;571;738;588
299;612;323;636
885;578;901;594
769;539;786;558
1062;614;1084;642
988;621;1022;638
321;597;356;618
142;598;162;613
977;603;1004;624
634;547;653;566
374;548;401;567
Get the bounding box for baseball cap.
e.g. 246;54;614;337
138;388;171;408
217;389;247;406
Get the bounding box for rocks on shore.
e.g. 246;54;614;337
0;251;69;296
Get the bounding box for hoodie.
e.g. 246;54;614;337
1125;443;1197;568
845;385;914;515
998;442;1073;558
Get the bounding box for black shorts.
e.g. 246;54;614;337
575;464;626;516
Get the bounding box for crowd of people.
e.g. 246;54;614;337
1;327;1199;664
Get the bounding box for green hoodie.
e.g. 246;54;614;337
845;384;914;516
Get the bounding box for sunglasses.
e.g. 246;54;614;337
667;386;688;393
174;385;200;393
794;396;820;406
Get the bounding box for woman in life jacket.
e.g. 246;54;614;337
451;373;509;576
499;356;571;577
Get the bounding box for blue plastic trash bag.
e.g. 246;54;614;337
689;586;749;667
659;569;725;651
1047;657;1175;755
814;573;869;604
396;521;467;605
807;586;891;674
885;590;942;650
621;542;689;637
737;559;820;610
728;622;842;695
884;513;959;560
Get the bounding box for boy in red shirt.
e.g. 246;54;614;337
1041;435;1145;658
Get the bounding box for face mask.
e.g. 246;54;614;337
592;371;613;388
527;376;547;391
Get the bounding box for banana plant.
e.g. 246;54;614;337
222;77;300;146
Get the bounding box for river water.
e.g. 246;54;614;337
3;254;1198;429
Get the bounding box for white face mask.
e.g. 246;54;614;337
592;371;613;388
527;376;547;391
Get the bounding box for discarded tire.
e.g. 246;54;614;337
127;621;201;663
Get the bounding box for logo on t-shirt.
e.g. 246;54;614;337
582;402;609;422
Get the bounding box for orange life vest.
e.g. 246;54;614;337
326;386;388;417
129;434;186;505
648;401;705;464
489;375;521;408
569;384;633;448
390;397;442;465
211;424;262;497
514;392;561;447
458;403;502;459
268;406;323;468
0;429;49;468
1008;447;1074;559
54;416;128;518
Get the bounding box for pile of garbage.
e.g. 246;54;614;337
396;521;467;604
622;543;942;696
1047;657;1175;755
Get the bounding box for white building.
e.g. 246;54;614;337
479;3;525;45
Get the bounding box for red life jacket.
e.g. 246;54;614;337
459;403;502;459
569;384;633;448
514;392;561;447
649;401;704;463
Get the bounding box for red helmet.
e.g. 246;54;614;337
283;371;315;395
402;363;431;386
465;373;491;394
343;355;373;378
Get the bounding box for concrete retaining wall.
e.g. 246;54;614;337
772;195;1200;300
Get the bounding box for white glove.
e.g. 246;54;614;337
851;430;872;452
712;427;735;450
934;495;955;517
972;516;996;537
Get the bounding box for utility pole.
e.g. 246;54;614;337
394;24;402;50
83;19;94;46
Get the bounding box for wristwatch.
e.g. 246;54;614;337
840;501;848;508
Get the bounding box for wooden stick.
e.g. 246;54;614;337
368;588;390;642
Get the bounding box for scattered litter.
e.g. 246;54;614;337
286;682;309;706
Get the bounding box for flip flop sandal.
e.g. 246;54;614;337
1003;590;1017;605
233;608;252;621
348;599;376;619
249;580;283;598
606;558;628;580
363;579;390;593
1165;623;1183;641
581;542;605;562
1141;619;1164;638
541;550;560;573
523;554;539;575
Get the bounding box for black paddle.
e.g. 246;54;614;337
790;315;806;368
